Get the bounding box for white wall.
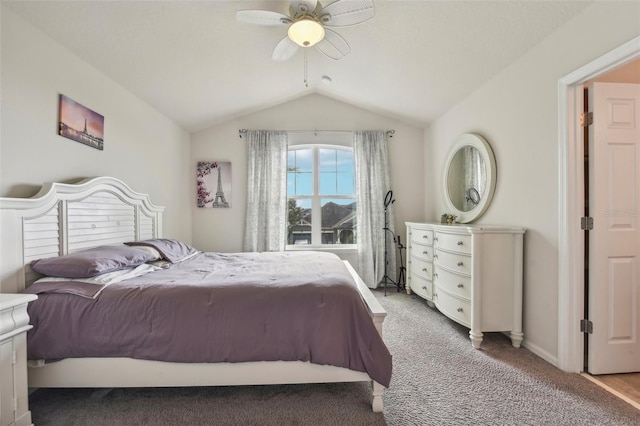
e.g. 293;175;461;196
426;1;640;365
191;94;425;272
0;7;192;243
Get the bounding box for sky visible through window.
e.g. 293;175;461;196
287;147;355;200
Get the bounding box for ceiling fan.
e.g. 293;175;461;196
236;0;375;61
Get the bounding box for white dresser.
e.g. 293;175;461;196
0;294;37;426
405;222;524;349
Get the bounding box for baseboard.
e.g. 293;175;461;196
521;340;559;368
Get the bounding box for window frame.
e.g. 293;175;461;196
286;143;357;250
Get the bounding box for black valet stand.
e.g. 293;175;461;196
395;235;406;290
381;190;403;296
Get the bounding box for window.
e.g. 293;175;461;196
287;145;357;247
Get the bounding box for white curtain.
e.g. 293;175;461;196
354;130;396;289
243;130;288;252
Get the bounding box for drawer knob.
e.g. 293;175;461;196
433;254;438;259
457;307;464;313
423;251;428;255
457;261;464;267
457;241;463;246
433;273;438;278
422;268;428;272
423;235;429;239
422;286;427;290
457;283;464;288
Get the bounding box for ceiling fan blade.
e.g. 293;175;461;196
315;28;350;60
319;0;375;27
236;10;291;26
272;36;300;61
290;0;319;17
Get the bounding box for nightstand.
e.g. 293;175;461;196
1;294;37;426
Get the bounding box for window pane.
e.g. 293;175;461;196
288;148;313;196
321;198;356;245
287;172;295;195
319;172;337;195
295;173;312;195
287;198;311;245
287;150;295;168
336;150;354;171
336;172;354;195
287;172;313;195
289;171;312;196
319;148;336;172
293;148;312;172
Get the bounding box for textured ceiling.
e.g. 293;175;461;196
3;0;593;132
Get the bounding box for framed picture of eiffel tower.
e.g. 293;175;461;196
58;94;104;150
197;161;231;208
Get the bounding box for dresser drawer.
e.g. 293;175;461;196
410;228;434;245
409;273;432;301
436;232;471;254
436;288;471;328
435;266;471;299
435;250;471;275
411;256;432;280
409;243;433;261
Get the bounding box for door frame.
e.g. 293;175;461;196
558;36;640;373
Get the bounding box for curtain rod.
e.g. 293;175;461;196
237;129;395;139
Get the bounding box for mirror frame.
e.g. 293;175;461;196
442;133;497;223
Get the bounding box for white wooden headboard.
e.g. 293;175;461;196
0;177;164;293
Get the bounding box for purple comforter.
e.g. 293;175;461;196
26;251;392;387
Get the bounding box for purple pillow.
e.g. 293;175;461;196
125;238;198;263
31;245;158;278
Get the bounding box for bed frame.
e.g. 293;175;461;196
0;177;387;412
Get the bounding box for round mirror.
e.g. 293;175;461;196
442;133;496;223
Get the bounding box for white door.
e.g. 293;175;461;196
588;82;640;374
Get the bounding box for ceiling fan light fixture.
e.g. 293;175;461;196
288;18;325;47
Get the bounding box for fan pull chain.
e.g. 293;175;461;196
303;49;308;88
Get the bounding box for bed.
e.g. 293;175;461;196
0;176;391;412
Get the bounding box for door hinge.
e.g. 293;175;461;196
580;111;593;127
580;319;593;334
581;216;593;230
12;350;17;365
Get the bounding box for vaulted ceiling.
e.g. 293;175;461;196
3;0;593;132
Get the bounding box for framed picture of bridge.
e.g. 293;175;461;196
58;94;104;150
197;161;231;208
